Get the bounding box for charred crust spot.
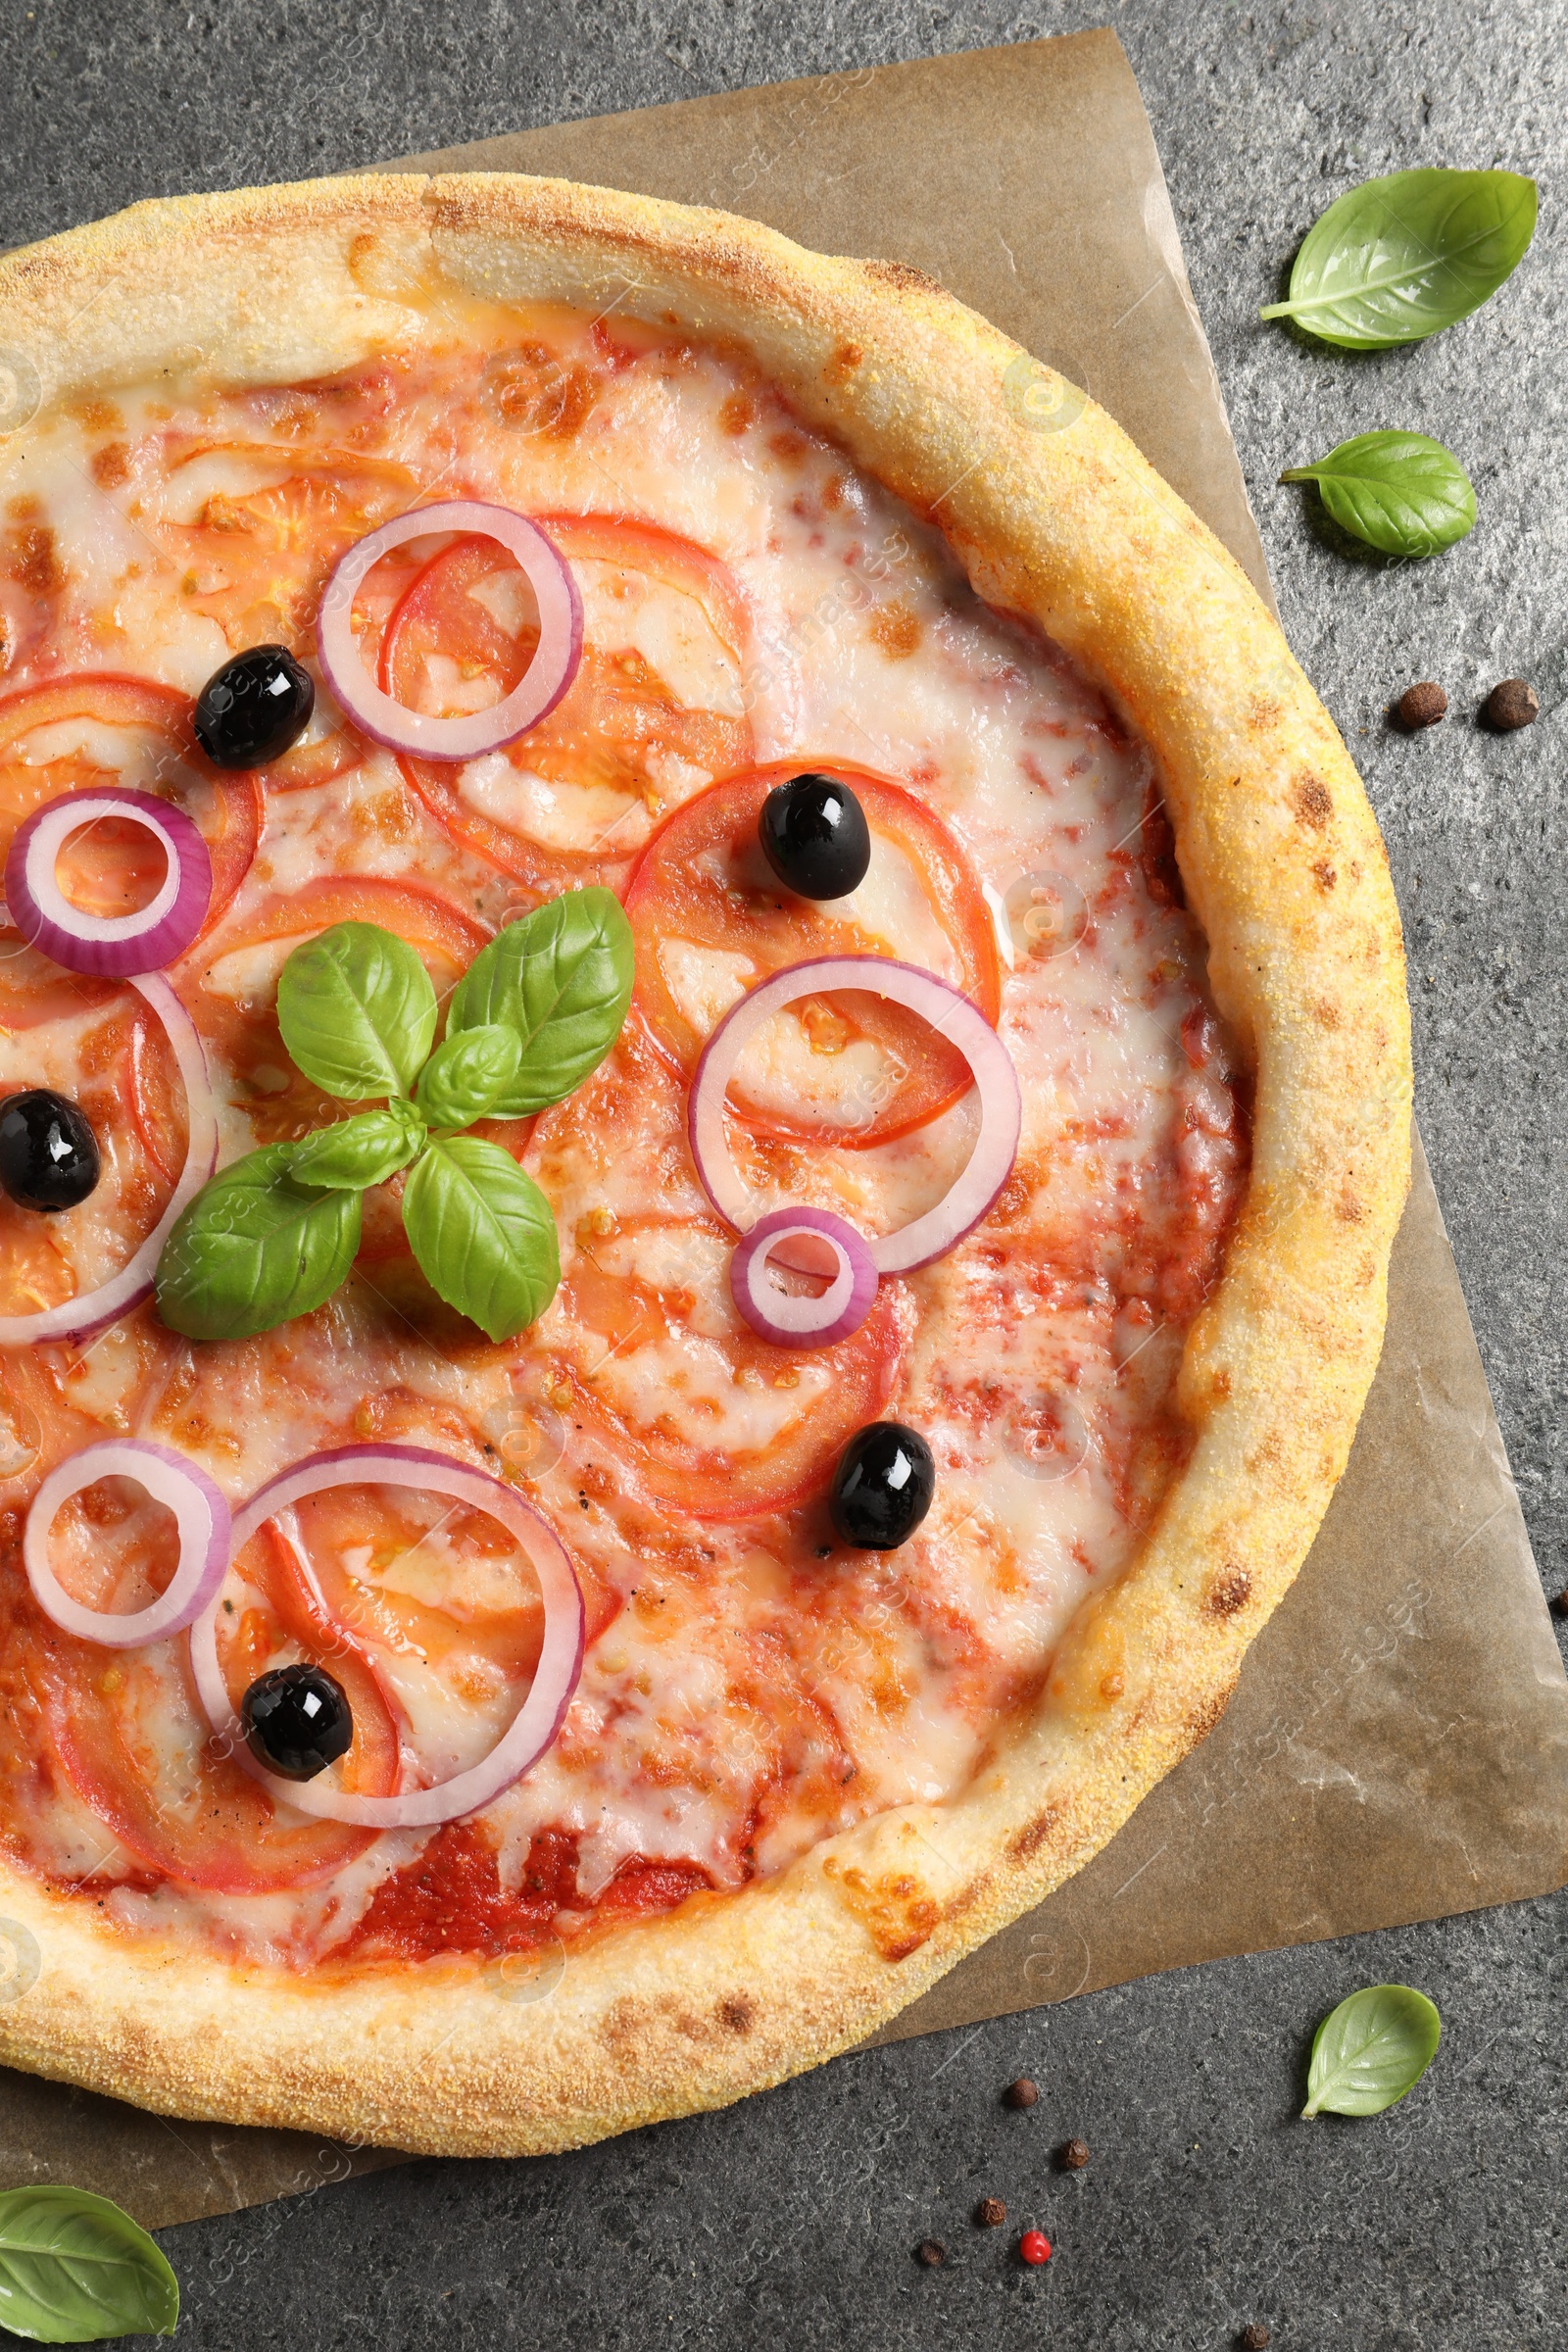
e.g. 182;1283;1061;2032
1310;859;1337;892
1291;773;1333;831
1209;1366;1233;1401
824;340;864;385
1204;1563;1252;1618
717;1994;755;2035
1009;1806;1061;1863
862;257;943;297
1187;1688;1232;1743
1313;999;1343;1030
1337;1185;1366;1224
1249;695;1284;730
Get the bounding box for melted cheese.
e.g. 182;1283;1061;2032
0;306;1247;1961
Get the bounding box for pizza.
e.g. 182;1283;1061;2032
0;173;1409;2157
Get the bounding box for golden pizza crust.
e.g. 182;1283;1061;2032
0;172;1409;2156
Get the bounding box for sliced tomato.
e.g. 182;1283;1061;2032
0;1313;179;1497
32;1642;394;1896
522;1030;906;1519
261;1485;546;1692
0;993;186;1330
385;515;757;892
149;440;419;655
0;675;262;976
188;874;489;1147
623;762;1001;1148
545;1209;902;1520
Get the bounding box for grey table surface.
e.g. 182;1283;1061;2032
1;3;1565;2346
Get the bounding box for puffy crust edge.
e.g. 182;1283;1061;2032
0;172;1410;2158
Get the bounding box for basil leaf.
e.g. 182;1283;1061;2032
1302;1984;1442;2118
401;1137;560;1342
414;1023;523;1131
287;1102;426;1191
1280;432;1476;559
276;921;438;1101
446;888;633;1115
156;1143;362;1342
1260;167;1537;346
0;2184;178;2341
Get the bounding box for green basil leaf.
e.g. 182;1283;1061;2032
414;1024;523;1131
401;1137;560;1342
446;888;633;1115
1280;431;1475;559
0;2184;178;2341
287;1102;427;1191
155;1143;362;1343
1260;167;1537;346
1302;1984;1442;2118
276;921;438;1101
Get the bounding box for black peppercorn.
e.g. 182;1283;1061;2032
914;2238;947;2268
1059;2137;1090;2170
1240;2326;1272;2351
975;2197;1006;2228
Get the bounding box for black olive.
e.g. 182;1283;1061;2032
241;1663;353;1781
194;645;315;769
0;1090;101;1211
759;772;871;900
830;1421;936;1550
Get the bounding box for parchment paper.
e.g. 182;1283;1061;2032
3;29;1564;2229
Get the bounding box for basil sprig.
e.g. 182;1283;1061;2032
1302;1984;1442;2119
157;890;633;1346
0;2184;178;2341
447;887;635;1115
403;1137;561;1344
1281;431;1476;559
276;920;437;1099
156;1143;363;1344
1260;167;1537;347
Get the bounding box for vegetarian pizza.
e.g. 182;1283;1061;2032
0;174;1409;2156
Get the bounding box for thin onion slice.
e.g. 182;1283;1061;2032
689;956;1021;1277
317;501;582;760
190;1445;585;1829
24;1437;231;1649
0;973;219;1348
730;1206;878;1348
4;787;213;976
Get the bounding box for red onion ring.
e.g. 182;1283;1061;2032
189;1445;584;1829
730;1206;877;1347
689;956;1021;1276
0;974;219;1348
24;1437;231;1648
317;501;582;760
4;788;213;977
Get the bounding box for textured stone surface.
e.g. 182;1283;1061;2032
1;3;1563;2343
